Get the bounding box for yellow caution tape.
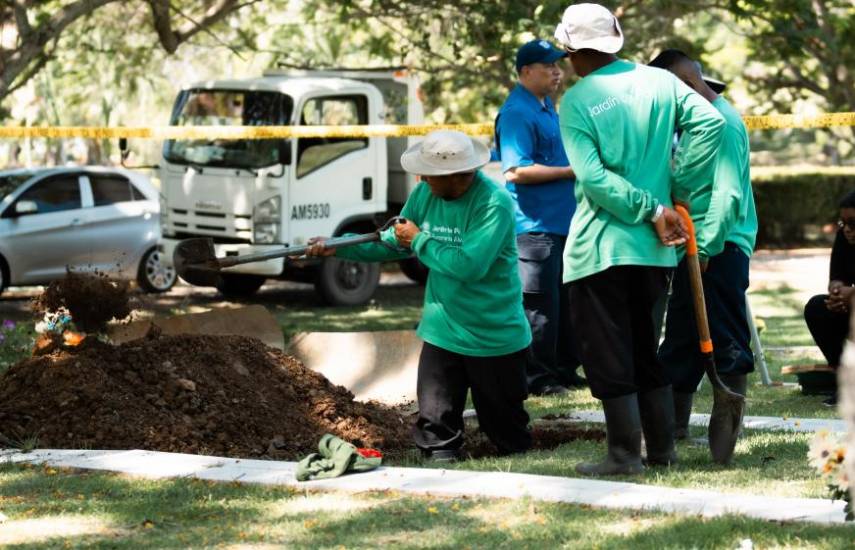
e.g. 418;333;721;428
0;123;494;140
742;112;855;130
0;113;851;140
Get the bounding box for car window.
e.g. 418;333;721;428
297;95;368;178
0;173;35;200
14;175;81;215
130;183;146;201
89;174;134;206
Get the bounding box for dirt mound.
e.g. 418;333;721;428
32;272;133;333
0;332;411;459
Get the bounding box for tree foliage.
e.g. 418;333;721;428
0;0;258;102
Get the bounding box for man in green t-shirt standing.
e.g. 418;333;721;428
305;130;533;461
553;3;725;475
649;50;758;453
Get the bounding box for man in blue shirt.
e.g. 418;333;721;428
495;39;581;395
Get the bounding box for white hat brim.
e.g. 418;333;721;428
567;33;623;54
400;138;491;176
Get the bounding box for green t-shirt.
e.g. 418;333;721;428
336;171;531;357
558;59;725;282
686;96;757;259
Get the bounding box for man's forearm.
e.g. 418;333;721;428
505;164;574;184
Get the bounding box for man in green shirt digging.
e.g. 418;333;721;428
649;50;758;451
304;130;533;461
553;3;725;475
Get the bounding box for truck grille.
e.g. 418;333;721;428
168;208;253;243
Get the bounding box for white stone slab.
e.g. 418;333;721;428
464;409;846;434
549;410;847;434
2;448;847;524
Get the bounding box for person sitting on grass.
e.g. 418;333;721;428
803;189;855;407
304;130;533;461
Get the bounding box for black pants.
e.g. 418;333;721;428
568;265;670;400
804;294;849;368
412;342;532;454
659;243;754;393
517;232;580;392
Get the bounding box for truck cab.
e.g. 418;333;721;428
158;69;424;304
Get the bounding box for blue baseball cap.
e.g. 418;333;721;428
515;39;568;72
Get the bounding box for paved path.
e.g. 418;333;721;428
2;448;846;524
541;411;847;434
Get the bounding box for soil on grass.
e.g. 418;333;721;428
32;272;133;333
461;424;606;459
0;332;412;459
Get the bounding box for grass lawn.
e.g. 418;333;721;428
1;462;853;549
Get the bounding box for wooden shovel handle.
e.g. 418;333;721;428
675;204;713;354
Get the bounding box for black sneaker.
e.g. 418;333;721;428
561;369;588;388
426;449;460;463
532;384;569;396
822;395;838;407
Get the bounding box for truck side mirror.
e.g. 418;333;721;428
14;200;38;215
278;140;292;166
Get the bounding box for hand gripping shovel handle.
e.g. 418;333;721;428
674;204;745;401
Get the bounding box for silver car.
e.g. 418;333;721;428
0;166;176;294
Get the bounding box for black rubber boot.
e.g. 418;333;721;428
576;394;644;476
673;391;694;440
639;385;678;466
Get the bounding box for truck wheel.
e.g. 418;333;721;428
398;257;428;285
216;273;266;298
315;257;380;306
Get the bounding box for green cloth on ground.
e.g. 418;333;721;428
336;170;531;357
295;434;382;482
681;96;757;259
558;59;725;282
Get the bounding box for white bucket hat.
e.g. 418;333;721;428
554;3;624;54
400;130;490;176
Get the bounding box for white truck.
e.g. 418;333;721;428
157;68;427;304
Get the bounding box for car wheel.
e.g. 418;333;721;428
0;255;8;297
137;247;177;293
215;273;266;298
398;257;428;285
315;257;380;306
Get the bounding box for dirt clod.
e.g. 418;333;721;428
32;272;132;333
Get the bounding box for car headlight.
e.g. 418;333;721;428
254;196;281;244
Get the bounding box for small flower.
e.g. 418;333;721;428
1;320;14;331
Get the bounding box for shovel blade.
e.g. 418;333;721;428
173;238;223;287
708;388;745;464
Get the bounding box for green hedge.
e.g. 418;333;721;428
752;168;855;248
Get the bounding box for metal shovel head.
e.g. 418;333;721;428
707;377;746;465
173;237;224;287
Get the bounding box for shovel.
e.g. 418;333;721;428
174;216;405;287
674;204;745;465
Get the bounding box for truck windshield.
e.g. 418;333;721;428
163;90;293;169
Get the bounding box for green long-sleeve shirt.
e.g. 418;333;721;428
336;171;531;357
558;59;725;282
683;96;757;259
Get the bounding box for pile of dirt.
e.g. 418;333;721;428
32;272;133;333
2;271;604;461
0;332;412;459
